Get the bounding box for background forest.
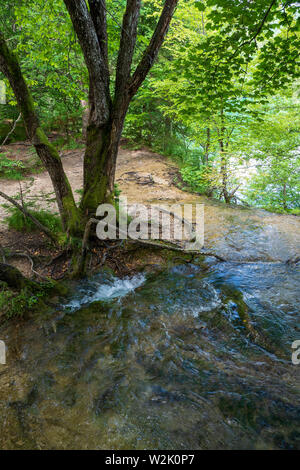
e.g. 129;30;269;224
0;0;299;214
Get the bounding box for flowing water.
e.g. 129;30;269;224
0;208;299;450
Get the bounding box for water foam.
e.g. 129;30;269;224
64;273;146;311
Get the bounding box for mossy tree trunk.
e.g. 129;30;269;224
65;0;178;216
0;33;80;235
81;109;128;215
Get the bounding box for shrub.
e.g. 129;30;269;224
180;165;215;194
0;279;57;319
6;206;62;233
0;285;44;319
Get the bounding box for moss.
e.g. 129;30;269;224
81;124;116;213
220;284;288;359
81;175;111;214
219;395;257;427
61;192;82;235
220;285;260;341
35;127;60;159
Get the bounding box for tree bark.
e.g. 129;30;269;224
219;109;231;204
0;32;80;235
81;114;127;216
204;127;210;165
80;99;89;140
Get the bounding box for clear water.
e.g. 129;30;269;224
0;261;299;450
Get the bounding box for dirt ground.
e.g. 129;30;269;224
0;143;195;221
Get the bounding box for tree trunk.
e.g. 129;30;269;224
163;115;172;151
220;152;230;204
81;109;127;216
80;99;89;140
204;127;210;165
282;183;288;211
219;110;230;204
0;33;80;235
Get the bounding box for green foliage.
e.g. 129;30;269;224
0;285;43;319
6;206;62;233
245;163;300;213
133;0;300;207
242;94;300;212
0;118;27;143
0;279;57;319
180;165;213;194
113;183;122;202
0;154;25;179
0;0;86;140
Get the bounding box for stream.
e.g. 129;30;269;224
0;207;299;450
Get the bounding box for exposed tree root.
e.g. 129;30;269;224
75;218;226;276
43;249;71;267
126;237;226;262
5;251;48;280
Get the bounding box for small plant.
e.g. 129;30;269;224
113;183;122;203
0;280;58;319
0;285;43;319
63;137;84;150
5;205;62;233
289;208;300;216
112;184;133;226
0;154;25;180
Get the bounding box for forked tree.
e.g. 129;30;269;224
0;0;178;235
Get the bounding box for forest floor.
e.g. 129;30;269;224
0;142;299;279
